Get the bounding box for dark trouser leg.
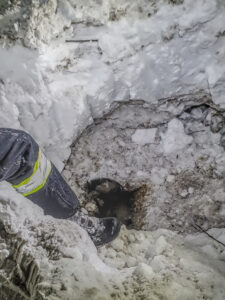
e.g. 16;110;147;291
0;128;78;218
28;164;78;218
0;128;120;246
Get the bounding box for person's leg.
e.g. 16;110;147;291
0;128;78;218
0;128;120;246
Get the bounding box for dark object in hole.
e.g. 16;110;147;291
86;178;136;228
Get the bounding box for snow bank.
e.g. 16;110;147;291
0;0;225;298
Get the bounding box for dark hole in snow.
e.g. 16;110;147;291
85;178;137;228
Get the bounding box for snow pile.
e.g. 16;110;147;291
100;227;225;299
0;182;225;299
0;0;225;298
0;0;225;170
0;182;118;299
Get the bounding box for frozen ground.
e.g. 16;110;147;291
0;0;225;299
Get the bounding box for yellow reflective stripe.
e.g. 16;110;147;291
12;148;52;196
12;149;41;188
22;161;52;197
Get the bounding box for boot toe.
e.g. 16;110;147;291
93;217;121;247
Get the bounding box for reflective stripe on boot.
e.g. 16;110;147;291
12;148;52;196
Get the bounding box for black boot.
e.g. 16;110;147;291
69;210;121;246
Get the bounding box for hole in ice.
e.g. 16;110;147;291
85;178;139;228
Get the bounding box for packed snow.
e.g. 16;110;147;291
0;181;225;299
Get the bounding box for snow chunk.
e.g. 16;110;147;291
131;128;157;145
162;118;193;154
0;249;9;260
151;255;167;272
134;263;155;279
155;236;168;255
151;167;168;185
126;256;137;267
111;239;124;251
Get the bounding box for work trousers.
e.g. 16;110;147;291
0;128;78;218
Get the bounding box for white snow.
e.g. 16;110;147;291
161;118;193;154
1;0;225;298
0;182;224;298
0;0;225;169
131;128;157;145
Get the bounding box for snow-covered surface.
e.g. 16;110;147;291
0;0;225;170
1;0;225;298
0;181;225;299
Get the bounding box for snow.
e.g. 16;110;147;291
1;0;225;170
131;128;157;145
1;180;224;299
0;0;225;298
150;167;168;185
161;118;193;154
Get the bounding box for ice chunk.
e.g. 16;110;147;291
131;128;157;145
151;167;168;185
161;118;193;154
